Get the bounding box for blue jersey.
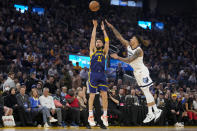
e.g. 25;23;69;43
90;49;105;73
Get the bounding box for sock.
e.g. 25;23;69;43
153;104;159;112
103;110;107;116
148;106;153;114
89;110;93;117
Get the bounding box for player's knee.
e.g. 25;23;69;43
89;93;96;98
100;91;107;97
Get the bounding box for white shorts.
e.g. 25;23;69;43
134;67;153;87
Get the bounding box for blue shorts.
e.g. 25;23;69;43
88;72;108;93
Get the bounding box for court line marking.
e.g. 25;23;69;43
1;126;197;129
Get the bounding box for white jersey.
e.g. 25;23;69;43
127;46;153;87
127;46;146;71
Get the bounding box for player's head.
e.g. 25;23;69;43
129;36;140;48
96;38;104;50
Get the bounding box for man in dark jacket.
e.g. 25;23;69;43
108;89;124;125
169;94;184;127
16;86;33;125
44;75;57;94
25;72;37;94
116;63;124;82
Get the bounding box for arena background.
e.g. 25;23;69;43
0;0;197;131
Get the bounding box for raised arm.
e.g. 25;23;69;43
105;20;129;47
101;21;109;55
110;48;143;63
90;20;98;56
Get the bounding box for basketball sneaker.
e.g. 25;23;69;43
101;115;108;127
154;109;163;122
143;113;155;123
88;116;96;126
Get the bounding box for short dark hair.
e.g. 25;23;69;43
20;86;26;89
96;37;104;43
8;72;14;76
135;35;149;46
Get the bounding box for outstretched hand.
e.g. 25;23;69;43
110;53;119;59
105;19;113;28
93;20;98;27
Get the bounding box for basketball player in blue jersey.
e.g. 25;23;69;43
88;20;109;127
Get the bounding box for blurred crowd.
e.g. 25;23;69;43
0;0;197;128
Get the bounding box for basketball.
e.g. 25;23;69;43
89;1;100;12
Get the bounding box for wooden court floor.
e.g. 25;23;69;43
0;126;197;131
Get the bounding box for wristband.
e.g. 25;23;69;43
105;37;109;42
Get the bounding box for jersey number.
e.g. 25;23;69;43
97;56;102;62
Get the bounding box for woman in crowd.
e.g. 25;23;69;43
4;87;27;126
29;89;43;126
29;89;56;127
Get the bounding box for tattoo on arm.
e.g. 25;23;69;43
111;26;129;46
118;49;141;63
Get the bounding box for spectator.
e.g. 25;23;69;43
61;86;67;98
29;89;50;127
117;88;125;108
61;68;72;89
65;89;80;126
188;73;196;85
16;86;33;125
72;71;82;89
116;63;124;81
80;67;89;84
125;89;139;106
44;76;57;94
15;83;21;94
25;72;37;94
185;94;197;123
4;87;28;126
117;79;123;89
108;89;124;125
77;90;90;129
39;88;62;127
74;62;82;72
36;82;43;96
53;89;67;127
169;94;184;127
157;93;165;108
3;72;15;92
48;65;58;76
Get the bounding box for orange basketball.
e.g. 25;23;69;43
89;1;100;12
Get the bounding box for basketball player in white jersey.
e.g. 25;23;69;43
105;20;162;123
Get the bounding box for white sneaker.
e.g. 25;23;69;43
178;122;184;127
88;116;96;126
143;113;155;123
49;117;58;123
174;122;184;127
101;115;108;127
154;109;162;122
44;123;50;128
175;122;180;127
